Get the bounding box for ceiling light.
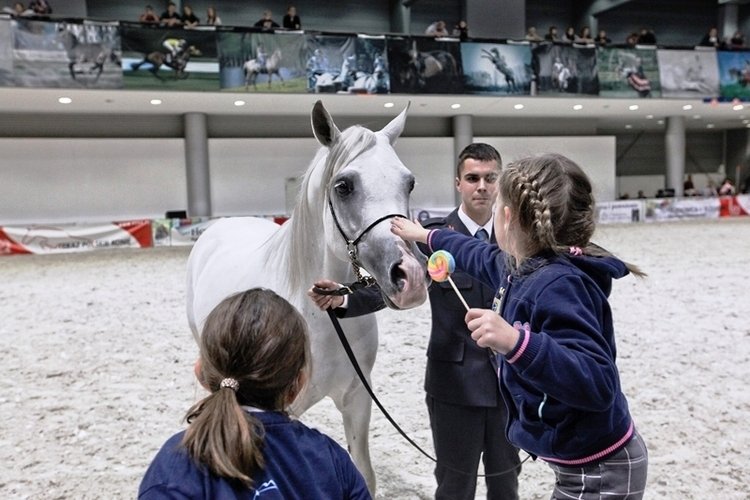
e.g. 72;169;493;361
450;103;461;109
58;97;72;104
706;123;715;128
572;104;583;110
682;104;693;110
233;100;246;106
646;114;654;119
150;99;162;105
384;102;394;108
657;120;664;125
733;104;744;111
743;119;750;124
628;104;639;111
514;104;524;110
692;114;701;119
625;124;632;129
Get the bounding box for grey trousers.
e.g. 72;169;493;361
548;429;648;500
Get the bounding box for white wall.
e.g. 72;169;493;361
0;136;616;225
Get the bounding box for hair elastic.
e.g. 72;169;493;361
569;246;583;256
220;378;239;392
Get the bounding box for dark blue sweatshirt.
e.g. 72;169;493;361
139;411;370;499
428;229;635;466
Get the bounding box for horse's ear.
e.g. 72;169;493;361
380;102;410;145
311;100;340;147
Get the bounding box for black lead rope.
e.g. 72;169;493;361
323;306;530;478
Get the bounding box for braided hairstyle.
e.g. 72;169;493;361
498;153;644;276
182;288;310;488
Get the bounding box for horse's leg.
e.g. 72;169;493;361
334;383;376;495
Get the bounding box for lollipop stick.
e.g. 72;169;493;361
447;276;470;311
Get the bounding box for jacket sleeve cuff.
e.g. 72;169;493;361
505;322;540;367
426;229;440;253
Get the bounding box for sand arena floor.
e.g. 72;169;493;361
1;218;748;499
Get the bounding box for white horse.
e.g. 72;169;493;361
186;101;429;494
244;48;283;90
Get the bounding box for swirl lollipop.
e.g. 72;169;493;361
428;250;469;311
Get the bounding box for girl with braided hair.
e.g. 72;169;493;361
139;288;369;499
392;153;648;499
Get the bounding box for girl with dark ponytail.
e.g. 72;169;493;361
139;288;370;499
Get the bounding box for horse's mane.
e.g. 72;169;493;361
284;125;376;293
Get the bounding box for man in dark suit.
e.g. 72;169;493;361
309;143;520;499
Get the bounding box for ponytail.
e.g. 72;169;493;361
182;386;265;488
584;242;646;278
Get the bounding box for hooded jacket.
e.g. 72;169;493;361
428;228;634;466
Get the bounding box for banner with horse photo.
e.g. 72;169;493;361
460;42;532;95
716;50;750;100
387;36;463;94
657;49;719;98
12;18;122;89
597;47;661;98
532;43;599;96
0;18;13;86
217;30;306;93
302;34;357;93
120;22;218;90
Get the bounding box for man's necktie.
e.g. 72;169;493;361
475;228;489;241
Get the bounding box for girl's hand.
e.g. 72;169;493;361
465;308;519;354
390;217;430;243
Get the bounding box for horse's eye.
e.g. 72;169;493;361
334;179;352;197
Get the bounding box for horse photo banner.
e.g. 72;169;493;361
12;18;122;89
461;42;532;95
533;43;599;96
3;16;750;100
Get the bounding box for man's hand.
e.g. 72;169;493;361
307;279;345;311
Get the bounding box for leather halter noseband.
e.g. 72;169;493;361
318;195;406;296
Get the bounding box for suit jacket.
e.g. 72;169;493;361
342;209;500;407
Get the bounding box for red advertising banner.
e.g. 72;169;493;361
0;220;152;256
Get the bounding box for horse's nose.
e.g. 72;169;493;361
389;260;406;291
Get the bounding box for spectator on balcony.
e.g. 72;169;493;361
282;5;301;30
425;20;449;37
182;5;199;29
2;2;32;16
525;26;543;42
562;26;576;43
28;0;51;15
637;28;657;45
138;4;160;24
160;2;182;27
452;19;468;41
545;26;559;42
728;30;745;49
205;6;221;26
595;29;611;45
255;10;280;30
699;27;720;48
576;26;595;44
625;32;639;47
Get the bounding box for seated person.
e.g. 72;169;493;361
138;4;160;25
181;4;199;28
283;5;301;30
425;20;449;37
28;0;52;15
525;26;543;42
204;6;221;26
255;9;280;30
160;2;182;27
2;2;33;16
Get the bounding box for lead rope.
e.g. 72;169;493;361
319;301;530;478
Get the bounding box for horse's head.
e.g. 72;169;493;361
310;101;428;309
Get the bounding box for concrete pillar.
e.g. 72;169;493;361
184;112;212;217
665;116;686;194
453;114;473;205
389;0;410;34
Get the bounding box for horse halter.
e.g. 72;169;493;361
323;195;406;295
